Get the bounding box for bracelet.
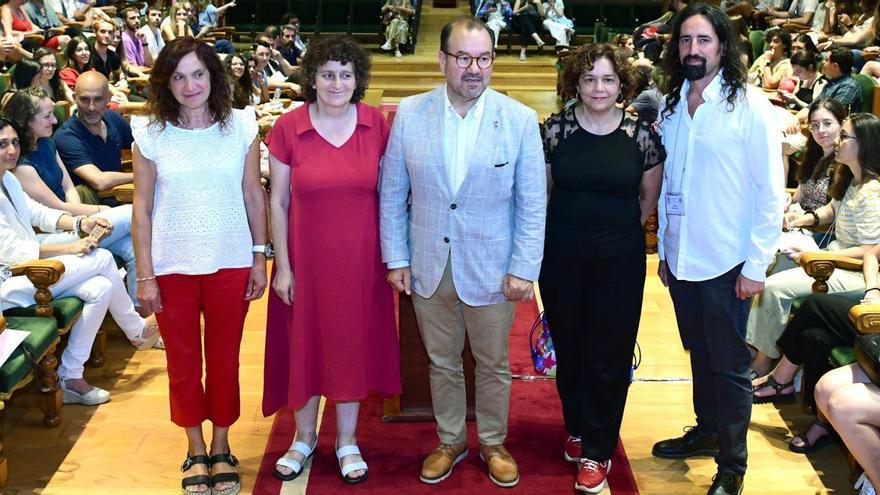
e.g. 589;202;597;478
866;287;879;296
806;210;820;227
73;215;85;237
136;275;157;282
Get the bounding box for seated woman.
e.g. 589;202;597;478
13;48;74;104
58;36;126;108
0;116;160;407
541;0;574;47
816;1;878;50
816;363;880;495
784;98;845;245
226;54;252;109
747;27;794;89
780;51;826;110
792;32;820;57
379;0;414;58
512;0;545;61
746;113;880;377
0;0;41;56
161;3;195;42
478;0;512;49
244;54;269;105
4;86;139;302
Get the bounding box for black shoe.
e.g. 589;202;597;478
652;425;720;459
707;470;744;495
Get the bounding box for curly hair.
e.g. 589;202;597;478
299;35;371;104
145;37;232;130
660;3;747;119
559;43;637;103
2;87;51;155
798;97;846;183
225;54;252;110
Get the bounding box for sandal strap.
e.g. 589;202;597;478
181;454;211;472
290;440;316;458
209;452;239;467
336;445;362;459
211;472;241;485
275;456;304;473
813;418;833;434
765;375;794;392
181;474;211;490
340;460;368;478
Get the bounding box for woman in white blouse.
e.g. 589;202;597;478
0;115;160;407
131;38;267;495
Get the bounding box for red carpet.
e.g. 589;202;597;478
254;299;638;494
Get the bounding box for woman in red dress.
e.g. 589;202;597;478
263;35;401;485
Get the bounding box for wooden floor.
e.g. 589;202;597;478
1;258;854;494
0;4;855;494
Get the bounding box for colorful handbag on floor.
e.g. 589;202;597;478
529;312;557;377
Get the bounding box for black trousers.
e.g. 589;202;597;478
539;253;646;461
777;293;859;408
667;264;752;475
512;13;539;45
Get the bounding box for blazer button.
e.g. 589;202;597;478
443;237;450;243
450;203;457;210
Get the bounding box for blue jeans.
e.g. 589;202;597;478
38;205;137;303
666;263;752;475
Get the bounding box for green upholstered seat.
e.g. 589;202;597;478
829;346;856;367
853;73;876;113
749;30;766;64
0;317;59;394
4;296;84;332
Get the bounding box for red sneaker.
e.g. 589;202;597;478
564;435;582;462
575;458;611;493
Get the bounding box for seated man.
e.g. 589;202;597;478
278;23;301;66
253;36;301;95
137;5;164;61
119;7;152;79
90;21;124;85
53;71;133;204
768;0;818;29
797;48;863;121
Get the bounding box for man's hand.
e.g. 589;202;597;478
503;274;534;301
136;30;147;43
386;267;412;295
735;274;764;300
658;260;669;287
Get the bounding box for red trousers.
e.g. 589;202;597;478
155;268;251;427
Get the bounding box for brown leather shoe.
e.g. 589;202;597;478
479;444;519;488
419;443;468;484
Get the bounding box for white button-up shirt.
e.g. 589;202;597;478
0;172;65;266
658;71;785;282
443;85;486;196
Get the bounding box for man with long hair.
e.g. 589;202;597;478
651;4;785;494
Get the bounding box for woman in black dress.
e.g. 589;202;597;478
539;43;664;494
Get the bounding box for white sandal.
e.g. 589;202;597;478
273;438;316;481
336;443;368;484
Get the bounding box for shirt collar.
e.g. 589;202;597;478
681;69;725;106
292;101;373;136
443;84;487;121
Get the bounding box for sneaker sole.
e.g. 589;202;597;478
651;447;719;459
575;480;607;493
479;452;519;488
564;452;582;463
419;449;468;484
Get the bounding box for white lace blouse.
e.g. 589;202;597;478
132;108;258;276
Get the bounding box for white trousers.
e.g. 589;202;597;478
543;18;573;45
486;17;506;47
1;249;145;379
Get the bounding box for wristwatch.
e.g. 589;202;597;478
252;243;274;257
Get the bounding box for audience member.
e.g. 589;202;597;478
50;0;112;27
23;0;73;49
54;71;133;203
780;50;825;109
792;32;820;55
747;27;793;88
161;3;195;41
0;116;160;407
379;18;546;488
512;0;546;60
264;34;400;486
541;0;574;47
626;65;662;122
195;0;235;29
478;0;512;49
540;43;663;493
768;0;819;28
31;47;74;104
278;24;301;66
225;54;251;109
244;54;269;104
1;0;40;56
90;21;124;86
252;38;300;95
119;7;152;79
380;0;415;58
818;48;864;111
651;5;784;495
138;5;165;61
131;37;267;495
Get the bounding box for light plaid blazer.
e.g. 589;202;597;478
379;86;546;306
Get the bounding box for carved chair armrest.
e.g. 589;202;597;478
849;304;880;334
800;252;863;293
9;260;65;318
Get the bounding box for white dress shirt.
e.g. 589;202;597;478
658;71;785;282
443;85;487;196
0;172;65;266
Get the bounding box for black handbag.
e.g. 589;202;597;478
855;333;880;385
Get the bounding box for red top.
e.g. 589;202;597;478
10;7;34;33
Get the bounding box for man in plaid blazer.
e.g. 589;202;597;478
379;17;546;489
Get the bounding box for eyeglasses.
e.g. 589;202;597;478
441;50;494;70
839;132;857;141
808;120;838;131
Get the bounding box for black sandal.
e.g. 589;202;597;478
209;452;241;495
180;454;211;495
752;375;796;404
788;419;837;454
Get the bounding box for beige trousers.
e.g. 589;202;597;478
412;256;515;446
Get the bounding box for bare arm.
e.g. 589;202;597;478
269;152;294;304
241;137;268;300
72;164;133;191
639;164;663;226
863;243;880;291
12;166;101;216
131;143;161;313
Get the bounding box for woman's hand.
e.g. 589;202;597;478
782;211;800;230
785;246;804;263
272;268;295;305
245;259;268;301
137;279;163;314
80;216;113;236
67;237;99;255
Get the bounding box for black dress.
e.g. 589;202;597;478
539;106;665;461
